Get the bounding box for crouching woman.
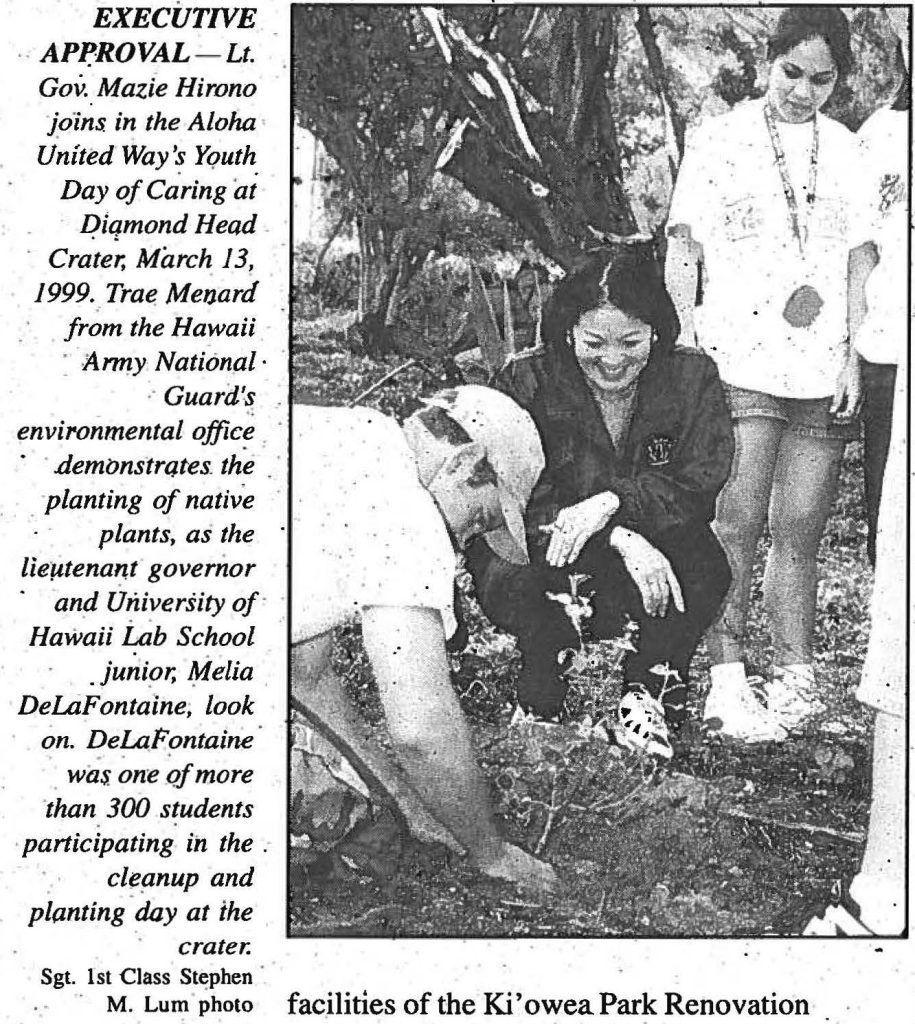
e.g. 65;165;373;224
466;246;734;758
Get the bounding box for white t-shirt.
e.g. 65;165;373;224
854;107;909;365
291;405;456;643
668;98;871;398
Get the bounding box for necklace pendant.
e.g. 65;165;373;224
782;284;823;329
764;100;819;257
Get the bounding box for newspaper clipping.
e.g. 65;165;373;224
2;3;913;1023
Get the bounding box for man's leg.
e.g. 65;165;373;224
804;710;906;937
860;361;897;566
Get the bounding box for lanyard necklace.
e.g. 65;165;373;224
763;99;819;257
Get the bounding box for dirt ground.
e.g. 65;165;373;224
289;347;872;938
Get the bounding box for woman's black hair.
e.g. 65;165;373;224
542;244;680;354
767;6;853;79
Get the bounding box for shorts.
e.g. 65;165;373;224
724;384;859;442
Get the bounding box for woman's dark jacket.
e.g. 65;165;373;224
483;326;735;565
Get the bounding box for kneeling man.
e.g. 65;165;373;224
291;385;556;895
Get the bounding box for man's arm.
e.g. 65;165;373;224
848;241;879;346
291;633;463;852
360;606;505;862
832;241;878;417
362;606;556;893
296;607;556;894
664;225;702;347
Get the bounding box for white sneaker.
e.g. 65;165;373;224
616;688;673;760
767;665;822;731
704;680;788;743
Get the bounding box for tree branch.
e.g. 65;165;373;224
635;7;686;176
722;808;864;845
310;207;350;294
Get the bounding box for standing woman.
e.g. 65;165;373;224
665;7;873;740
854;24;909;566
806;12;910;937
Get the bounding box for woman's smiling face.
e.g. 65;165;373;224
768;37;839;123
573;303;652;394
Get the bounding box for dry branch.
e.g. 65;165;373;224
722;808;864;845
635;7;686;175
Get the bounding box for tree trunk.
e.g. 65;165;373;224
354;220;429;356
311;208;349;296
635;7;686;178
426;7;638;270
357;219;370;320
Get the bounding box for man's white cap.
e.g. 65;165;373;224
404;385;544;564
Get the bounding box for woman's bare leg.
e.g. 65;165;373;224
764;431;845;666
706;417;783;665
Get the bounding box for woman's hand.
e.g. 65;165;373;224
609;527;685;618
830;346;862;421
543;492;620;567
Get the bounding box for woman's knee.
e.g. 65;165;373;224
769;481;835;553
474;558;577;639
714;489;767;556
661;527;732;608
769;434;844;549
675;564;731;638
714;470;769;565
473;561;543;632
718;417;781;524
769;508;820;556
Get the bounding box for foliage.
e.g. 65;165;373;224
294;5;905;329
293;242;359;318
288;6;898;933
293;7;457;352
424;6;638;267
289;345;873;936
294;4;646;301
832;7;908;129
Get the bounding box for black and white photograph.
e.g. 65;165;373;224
289;4;909;940
8;1;915;1018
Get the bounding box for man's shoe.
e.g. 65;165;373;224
704;680;788;743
